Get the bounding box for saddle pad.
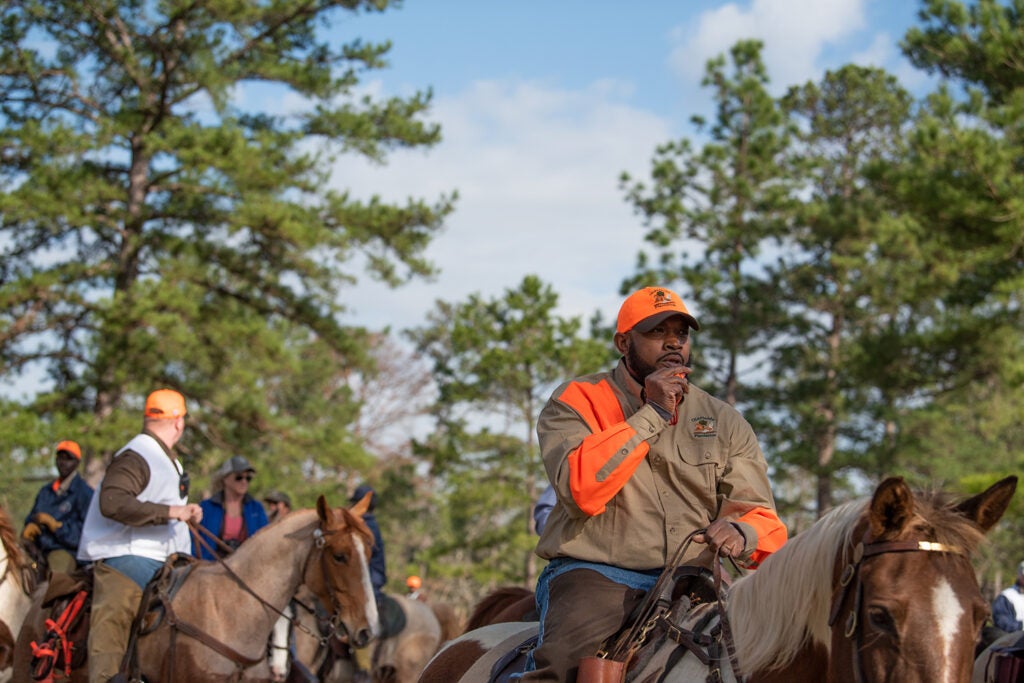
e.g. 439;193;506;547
379;594;407;638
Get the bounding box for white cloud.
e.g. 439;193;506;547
669;0;868;91
332;77;677;333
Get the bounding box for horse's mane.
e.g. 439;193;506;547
729;488;987;674
0;505;27;580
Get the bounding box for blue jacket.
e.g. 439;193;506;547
193;492;268;560
24;473;94;556
993;586;1024;632
363;511;387;601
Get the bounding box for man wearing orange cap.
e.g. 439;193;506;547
77;388;203;683
523;286;787;682
21;440;94;574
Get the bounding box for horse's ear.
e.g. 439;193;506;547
316;495;333;526
953;475;1017;532
349;490;371;517
868;477;915;540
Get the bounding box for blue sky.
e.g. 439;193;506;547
324;0;934;336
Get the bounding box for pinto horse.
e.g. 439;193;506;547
421;476;1017;683
14;493;380;682
0;506;36;683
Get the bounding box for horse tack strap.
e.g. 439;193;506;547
828;535;965;683
828;537;963;629
162;595;265;669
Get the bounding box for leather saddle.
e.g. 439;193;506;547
482;566;722;683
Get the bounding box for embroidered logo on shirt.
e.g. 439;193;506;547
691;417;717;438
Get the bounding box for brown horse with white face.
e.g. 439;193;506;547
421;476;1016;683
133;494;380;681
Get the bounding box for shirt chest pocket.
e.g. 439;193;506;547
674;439;726;494
677;439;725;468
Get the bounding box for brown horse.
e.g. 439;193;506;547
15;493;379;682
421;476;1017;683
463;586;534;632
0;506;36;682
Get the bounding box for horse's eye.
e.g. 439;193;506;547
867;605;896;636
332;551;348;563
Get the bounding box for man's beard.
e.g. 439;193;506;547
624;344;657;383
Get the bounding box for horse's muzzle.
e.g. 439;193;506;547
350;627;374;649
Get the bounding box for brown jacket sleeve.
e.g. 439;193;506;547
98;451;172;526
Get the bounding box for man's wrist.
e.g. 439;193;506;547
648;401;673;421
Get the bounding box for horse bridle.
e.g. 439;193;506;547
827;532;966;683
161;521;352;675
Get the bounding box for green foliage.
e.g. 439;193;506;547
623;16;1024;586
620;40;792;406
0;0;453;510
406;276;613;588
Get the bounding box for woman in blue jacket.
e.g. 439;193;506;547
193;455;268;560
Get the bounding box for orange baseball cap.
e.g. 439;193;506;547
616;286;700;334
56;440;82;459
144;389;187;419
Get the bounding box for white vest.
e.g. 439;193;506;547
78;433;191;562
1001;586;1024;622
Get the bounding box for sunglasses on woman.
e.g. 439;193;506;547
233;473;253;482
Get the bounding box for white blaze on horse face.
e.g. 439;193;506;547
932;577;964;683
355;535;380;638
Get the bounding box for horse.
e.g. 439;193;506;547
463;586;535;632
269;584;356;682
972;630;1024;682
0;506;36;683
14;493;380;682
420;475;1017;683
372;594;463;683
274;591;462;683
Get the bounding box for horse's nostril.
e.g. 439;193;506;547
352;627;371;648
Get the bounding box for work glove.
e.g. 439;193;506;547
22;522;42;542
33;512;63;532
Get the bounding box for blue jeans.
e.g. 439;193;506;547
102;554;164;590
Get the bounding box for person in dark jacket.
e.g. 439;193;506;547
22;440;95;574
193;455;268;560
350;483;387;602
993;561;1024;633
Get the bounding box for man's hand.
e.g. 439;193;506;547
33;512;63;532
643;366;691;414
169;504;203;524
694;519;746;558
22;522;42;542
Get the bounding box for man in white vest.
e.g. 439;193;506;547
993;560;1024;633
78;388;203;682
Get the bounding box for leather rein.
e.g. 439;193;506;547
827;533;965;683
151;520;348;677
